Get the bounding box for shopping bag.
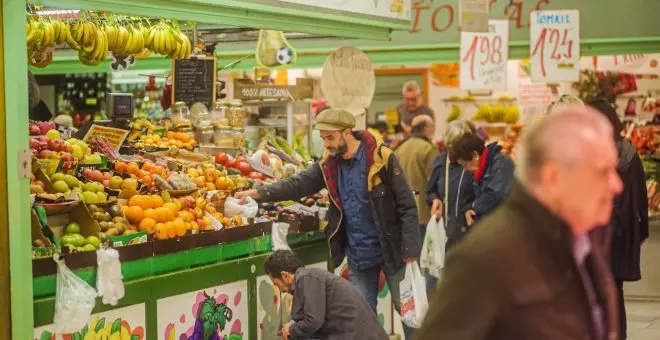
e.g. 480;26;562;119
96;248;124;306
271;222;291;251
420;217;447;279
53;253;98;333
399;262;429;329
224;197;259;218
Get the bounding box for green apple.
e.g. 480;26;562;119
83;191;98;203
50;173;66;183
53;180;69;193
95;182;105;193
85;236;101;249
63;175;79;189
96;192;107;202
64;222;81;235
70;144;84;160
83;182;97;193
109;176;123;190
82;244;97;252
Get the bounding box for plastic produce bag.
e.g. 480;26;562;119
96;248;124;306
271;222;291;251
53;253;97;334
420;217;447;279
399;262;429;329
224;197;258;218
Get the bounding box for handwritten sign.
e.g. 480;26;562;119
530;10;580;82
460;20;509;90
172;57;217;109
83;124;130;149
234;83;293;100
321;47;375;115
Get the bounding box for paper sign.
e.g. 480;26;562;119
459;0;490;32
83;124;129;149
321;47;375;116
530;10;580;82
460;20;509;90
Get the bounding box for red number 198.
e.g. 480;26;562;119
462;35;503;81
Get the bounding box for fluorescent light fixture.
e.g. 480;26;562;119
35;9;80;15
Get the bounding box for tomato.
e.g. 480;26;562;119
237;161;252;176
234;155;248;164
214;152;229;166
248;171;263;180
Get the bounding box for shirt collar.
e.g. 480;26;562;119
341;141;364;163
572;233;592;265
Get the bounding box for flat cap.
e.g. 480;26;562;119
314;108;356;131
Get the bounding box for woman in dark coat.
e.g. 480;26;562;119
588;98;649;340
451;133;515;226
426;121;477;251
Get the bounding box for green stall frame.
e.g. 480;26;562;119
1;0;410;339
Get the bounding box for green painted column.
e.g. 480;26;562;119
3;0;33;339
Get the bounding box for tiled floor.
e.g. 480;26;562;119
626;299;660;340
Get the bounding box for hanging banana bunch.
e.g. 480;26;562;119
146;21;191;59
78;24;108;66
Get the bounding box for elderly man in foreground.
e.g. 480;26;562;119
415;106;623;340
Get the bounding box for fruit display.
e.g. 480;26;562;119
501;124;525;160
60;222;101;253
446;105;461;123
648;179;660;217
25;12;193;68
133;131;197;150
471;103;520;124
630;125;659;156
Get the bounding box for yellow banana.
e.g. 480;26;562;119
91;30;106;60
72;21;84;43
56;21;66;44
145;28;156;49
26;21;38;45
114;26;127;54
105;25;117;50
153;29;163;54
120;28;134;55
42;22;53;46
171;28;183;44
65;24;80;50
163;30;172;54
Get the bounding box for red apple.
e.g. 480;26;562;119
48;139;61;152
102;179;110;187
38;150;53;159
59;152;74;162
103;172;112;181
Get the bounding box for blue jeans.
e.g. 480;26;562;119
347;262;414;340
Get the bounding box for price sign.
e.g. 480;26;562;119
83;124;130;149
460;20;509;90
530;10;580;82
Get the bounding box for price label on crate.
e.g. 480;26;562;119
460;20;509;90
530;10;580;82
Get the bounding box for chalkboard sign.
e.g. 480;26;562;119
172;57;217;109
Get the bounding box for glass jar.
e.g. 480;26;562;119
212;100;230;128
227;100;245;128
197;126;214;145
232;128;245;149
171;101;192;130
213;128;234;148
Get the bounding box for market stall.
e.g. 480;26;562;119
0;1;411;339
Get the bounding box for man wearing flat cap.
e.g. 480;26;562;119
236;108;421;339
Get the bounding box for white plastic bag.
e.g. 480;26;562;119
399;262;429;329
96;248;124;306
53;253;97;333
271;222;291;251
224;197;259;218
420;217;447;279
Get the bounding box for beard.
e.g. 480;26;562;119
327;135;348;156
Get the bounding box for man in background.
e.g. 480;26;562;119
398;81;434;134
415;106;622;340
395;115;439;292
265;250;389;340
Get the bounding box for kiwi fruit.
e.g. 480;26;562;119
106;228;119;237
103;212;111;221
98;232;107;241
112;216;126;224
99;222;110;231
109;204;123;217
92;212;106;221
115;222;126;234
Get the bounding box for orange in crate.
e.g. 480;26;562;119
151;195;164;208
155;223;168;240
139;218;157;233
125;206;144;224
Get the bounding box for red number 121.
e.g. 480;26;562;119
531;27;574;77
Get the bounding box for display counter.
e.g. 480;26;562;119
33;230;328;339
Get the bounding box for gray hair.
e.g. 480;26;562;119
444;120;477;148
546;95;584;115
402;80;420;94
516;105;612;184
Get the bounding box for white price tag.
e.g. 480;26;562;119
460;20;509;90
530;10;580;82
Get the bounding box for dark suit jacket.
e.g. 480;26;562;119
414;181;619;340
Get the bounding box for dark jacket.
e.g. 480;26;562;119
415;181;619;340
258;130;421;274
426;152;476;247
472;143;515;223
289;267;389;340
611;140;649;281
